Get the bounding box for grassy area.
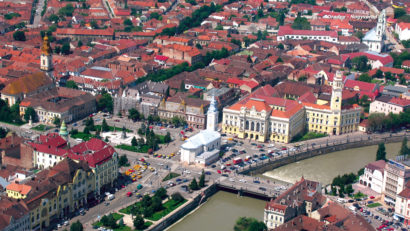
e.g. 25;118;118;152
95;125;132;132
162;172;180;182
146;199;187;221
292;132;327;142
353;192;367;199
116;144;150;153
137;222;153;231
156;134;167;144
92;213;124;228
71;132;95;141
367;202;382;208
31;124;53;131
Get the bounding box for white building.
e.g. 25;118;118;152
395;182;410;225
395;22;410;41
359;160;386;194
180;97;221;166
362;10;386;53
382;159;410;205
369;95;410;115
277;26;338;43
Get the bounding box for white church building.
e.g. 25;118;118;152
362;9;386;53
180;97;221;166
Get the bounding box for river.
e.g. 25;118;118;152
262;142;402;185
167;142;402;231
167;191;266;231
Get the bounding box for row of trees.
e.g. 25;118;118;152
234;217;267;231
367;109;410;132
189;171;206;190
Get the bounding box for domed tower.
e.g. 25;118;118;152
40;36;53;72
206;96;218;131
59;120;69;141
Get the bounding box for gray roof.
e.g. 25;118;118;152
205;87;231;97
133;80;168;95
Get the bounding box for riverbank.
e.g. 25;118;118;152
262;142;402;185
239;132;408;176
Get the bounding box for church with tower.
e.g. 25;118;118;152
180;97;221;167
362;9;386;53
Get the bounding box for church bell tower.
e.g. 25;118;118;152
206;96;218;131
40;36;53;72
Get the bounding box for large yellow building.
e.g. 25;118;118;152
222;95;305;143
304;72;361;135
222;71;361;143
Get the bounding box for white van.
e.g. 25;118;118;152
349;206;356;211
107;194;115;201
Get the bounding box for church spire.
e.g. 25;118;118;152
206;95;218;131
40;36;53;72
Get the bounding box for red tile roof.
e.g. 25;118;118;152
278;26;338;37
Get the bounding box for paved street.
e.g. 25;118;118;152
32;0;46;27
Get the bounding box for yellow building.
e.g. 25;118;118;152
222;71;361;143
5;158;96;230
222;96;305;143
6;183;31;199
304;72;361;135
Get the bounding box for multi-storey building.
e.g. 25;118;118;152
395;181;410;225
158;93;210;129
19;87;96;125
5;158;94;230
264;177;324;229
304;72;361;135
359;160;386;194
29;131;118;196
382;159;410;205
222;72;361;143
369;95;410;115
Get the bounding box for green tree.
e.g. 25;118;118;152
90;20;98;29
351;56;370;72
358;73;371;83
399;137;409;157
77;40;83;47
199;171;205;188
65;80;78;89
61;42;71;55
131;136;138;146
394;8;406;19
100;214;117;229
171;192;184;203
128;108;141;121
49;14;59;22
24;107;37;122
292;16;311;30
143;206;154;218
234;217;266;231
101;118;110;132
0;127;7;139
154;187;167;199
70;221;83;231
355;31;364;41
376;143;387;161
124;18;133;26
189;178;199;190
141;195;152;208
164;131;171;143
180;80;186;92
373;69;383;78
133;214;145;230
13;31;26;41
83;126;90;134
53;116;61;126
345;184;354;196
277;43;284;50
150;12;161;20
97;91;113;113
58;4;74;17
118;154;129;166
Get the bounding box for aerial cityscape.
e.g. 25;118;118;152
0;0;408;230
